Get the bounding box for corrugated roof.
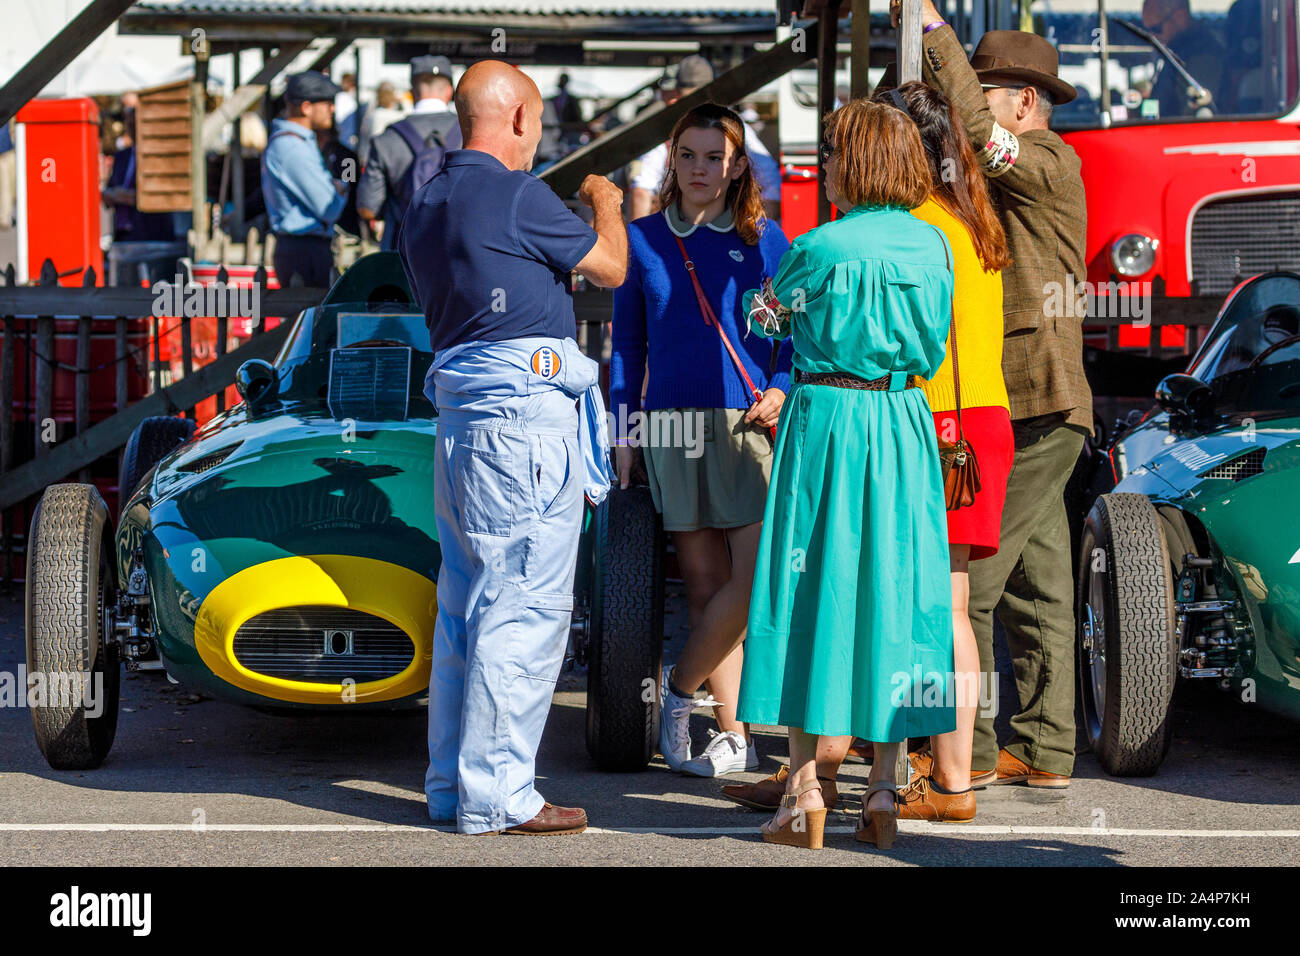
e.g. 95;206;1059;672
132;0;773;14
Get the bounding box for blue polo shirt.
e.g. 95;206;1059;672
398;149;597;354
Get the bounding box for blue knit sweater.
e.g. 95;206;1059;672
611;211;793;430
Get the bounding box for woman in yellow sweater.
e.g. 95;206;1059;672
873;82;1013;823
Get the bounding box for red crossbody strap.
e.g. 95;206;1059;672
673;234;777;442
673;235;763;400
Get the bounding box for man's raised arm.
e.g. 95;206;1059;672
574;174;628;289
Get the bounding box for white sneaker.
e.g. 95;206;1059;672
680;730;759;777
658;668;720;772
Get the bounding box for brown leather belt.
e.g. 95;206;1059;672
794;369;916;390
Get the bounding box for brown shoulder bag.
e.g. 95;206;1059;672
933;231;982;511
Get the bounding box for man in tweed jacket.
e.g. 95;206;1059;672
911;4;1093;788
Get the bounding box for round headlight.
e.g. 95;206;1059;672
1111;233;1159;277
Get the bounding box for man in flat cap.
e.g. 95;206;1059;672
263;71;349;287
358;55;461;250
892;2;1093;799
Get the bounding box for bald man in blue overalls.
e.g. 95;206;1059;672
399;61;626;835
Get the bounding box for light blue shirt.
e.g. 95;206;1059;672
262;119;346;237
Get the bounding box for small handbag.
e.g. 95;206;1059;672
933;231;982;511
673;235;778;443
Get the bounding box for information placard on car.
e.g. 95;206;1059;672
327;346;411;421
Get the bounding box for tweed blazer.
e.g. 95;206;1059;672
922;24;1093;431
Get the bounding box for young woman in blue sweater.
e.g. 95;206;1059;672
611;103;793;777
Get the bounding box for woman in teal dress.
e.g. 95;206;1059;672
735;98;956;850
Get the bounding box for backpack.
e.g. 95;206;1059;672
390;115;457;212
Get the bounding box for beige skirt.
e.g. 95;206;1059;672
641;407;774;532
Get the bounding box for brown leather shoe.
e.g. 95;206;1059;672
896;775;976;821
720;765;840;811
989;749;1071;788
500;802;588;835
845;739;873;762
908;752;996;789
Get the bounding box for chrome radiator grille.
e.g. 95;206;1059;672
233;606;414;683
1189;194;1300;297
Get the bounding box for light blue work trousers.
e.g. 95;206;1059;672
424;339;591;834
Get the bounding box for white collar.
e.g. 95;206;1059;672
413;98;451;114
663;200;735;237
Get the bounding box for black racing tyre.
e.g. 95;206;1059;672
119;416;196;505
585;485;665;772
25;484;122;770
1076;493;1177;776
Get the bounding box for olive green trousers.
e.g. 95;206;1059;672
967;416;1087;777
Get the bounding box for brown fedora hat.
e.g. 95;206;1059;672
970;30;1077;104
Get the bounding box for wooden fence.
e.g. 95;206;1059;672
0;258;326;590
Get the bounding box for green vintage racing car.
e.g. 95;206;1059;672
24;253;664;771
1078;271;1300;775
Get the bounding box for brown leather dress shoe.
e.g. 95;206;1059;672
720;765;840;811
989;749;1070;788
500;802;588;835
909;753;996;789
896;775;976;821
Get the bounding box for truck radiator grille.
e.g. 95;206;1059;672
233;606;414;683
1189;194;1300;297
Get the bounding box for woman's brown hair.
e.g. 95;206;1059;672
871;82;1012;273
658;103;766;245
823;98;931;210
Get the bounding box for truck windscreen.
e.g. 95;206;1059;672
1036;0;1298;126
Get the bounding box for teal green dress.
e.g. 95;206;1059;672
735;203;956;742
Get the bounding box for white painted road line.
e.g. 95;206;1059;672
0;823;1298;837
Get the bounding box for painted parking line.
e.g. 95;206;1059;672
0;822;1297;838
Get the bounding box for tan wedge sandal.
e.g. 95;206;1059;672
855;779;901;849
760;780;828;850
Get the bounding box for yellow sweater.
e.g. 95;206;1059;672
911;198;1009;413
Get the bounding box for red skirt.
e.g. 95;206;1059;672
932;405;1013;561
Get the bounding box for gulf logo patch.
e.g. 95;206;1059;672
531;346;561;379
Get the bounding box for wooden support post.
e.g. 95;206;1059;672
253;266;268;335
215;304;228;414
817;0;843;227
33;260;56;460
0;0;139;128
181;308;194;418
230;45;245;240
1;266;13;482
115;316;128;415
76;268;94;481
151;313;163;395
851;0;872;98
308;37;357;73
191;77;207;250
899;0;923;83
